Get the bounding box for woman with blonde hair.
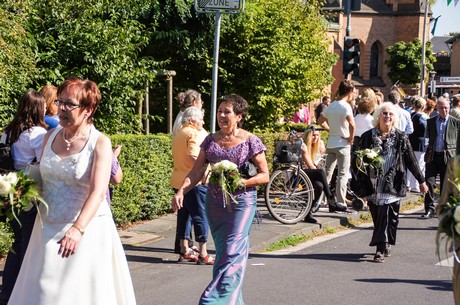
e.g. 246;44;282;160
40;85;60;130
301;125;334;223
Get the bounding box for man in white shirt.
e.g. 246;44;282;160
318;80;357;214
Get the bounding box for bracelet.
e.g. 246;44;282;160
72;224;85;235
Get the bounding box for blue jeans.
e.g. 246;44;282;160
177;184;208;242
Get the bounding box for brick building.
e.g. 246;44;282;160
325;0;431;98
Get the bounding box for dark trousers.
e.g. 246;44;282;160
0;207;37;302
424;153;448;213
369;200;400;247
304;168;334;204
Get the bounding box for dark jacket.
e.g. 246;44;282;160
351;128;424;198
425;115;460;163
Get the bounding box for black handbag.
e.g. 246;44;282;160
0;133;14;172
239;161;258;179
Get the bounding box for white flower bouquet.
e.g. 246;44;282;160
355;147;384;174
0;171;48;240
209;160;244;207
437;165;460;263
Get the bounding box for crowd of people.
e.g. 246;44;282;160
2;76;460;304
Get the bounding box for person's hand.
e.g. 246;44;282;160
57;225;83;258
172;192;184;213
342;136;354;145
113;144;122;158
419;182;428;195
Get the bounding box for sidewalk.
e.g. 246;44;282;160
118;192;424;260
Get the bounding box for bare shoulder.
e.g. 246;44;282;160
96;132;112;151
238;129;253;141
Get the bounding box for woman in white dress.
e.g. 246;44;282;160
8;77;136;305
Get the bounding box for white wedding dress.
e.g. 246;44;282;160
8;126;137;305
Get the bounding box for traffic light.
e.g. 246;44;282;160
343;36;360;76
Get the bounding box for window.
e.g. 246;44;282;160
370;42;381;77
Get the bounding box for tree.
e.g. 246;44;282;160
0;1;37;125
218;0;337;131
26;0;161;134
385;38;436;85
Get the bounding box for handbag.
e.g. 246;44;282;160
0;133;15;172
239;160;258;179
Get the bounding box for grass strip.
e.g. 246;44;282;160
261;197;424;253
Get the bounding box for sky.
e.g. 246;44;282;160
431;0;460;36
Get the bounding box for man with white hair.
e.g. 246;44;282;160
423;97;460;218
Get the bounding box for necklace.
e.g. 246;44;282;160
220;128;239;149
63;126;91;151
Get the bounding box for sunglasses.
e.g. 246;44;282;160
55;99;82;109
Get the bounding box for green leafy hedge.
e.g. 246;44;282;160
109;132;283;228
0;132;286;257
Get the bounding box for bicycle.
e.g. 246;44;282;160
264;128;325;224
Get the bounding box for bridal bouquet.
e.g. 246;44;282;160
209;160;244;207
355;147;384;174
0;171;48;237
437;166;460;263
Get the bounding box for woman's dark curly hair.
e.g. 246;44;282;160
218;94;248;128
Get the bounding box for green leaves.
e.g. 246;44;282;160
218;0;337;131
385;38;436;85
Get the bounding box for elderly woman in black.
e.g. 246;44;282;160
352;102;428;263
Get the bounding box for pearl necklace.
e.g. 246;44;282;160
63;126;91;151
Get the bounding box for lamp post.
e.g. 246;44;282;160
429;71;437;98
420;1;429;97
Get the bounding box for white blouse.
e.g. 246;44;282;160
1;126;47;170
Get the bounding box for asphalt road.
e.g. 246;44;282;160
126;208;454;305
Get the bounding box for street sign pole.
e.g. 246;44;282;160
195;0;244;133
210;12;222;133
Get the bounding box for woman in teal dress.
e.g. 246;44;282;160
172;94;269;305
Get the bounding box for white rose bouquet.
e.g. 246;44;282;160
209;160;244;207
0;170;48;239
355;147;384;174
437;165;460;263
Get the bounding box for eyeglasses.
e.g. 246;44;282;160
381;111;394;116
55;99;82;109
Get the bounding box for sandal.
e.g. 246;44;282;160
178;249;199;263
373;251;385;263
197;255;215;265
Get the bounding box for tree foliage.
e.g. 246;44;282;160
218;0;337;131
0;1;37;124
385;38;436;85
1;0;337;133
0;0;161;134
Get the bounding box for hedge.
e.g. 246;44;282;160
109;132;283;228
0;130;298;257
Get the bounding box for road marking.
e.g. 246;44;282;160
436;256;454;268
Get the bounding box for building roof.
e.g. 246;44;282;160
432;36;453;53
446;34;460;44
356;0;430;16
358;0;394;15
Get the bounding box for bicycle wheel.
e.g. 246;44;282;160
265;167;314;224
